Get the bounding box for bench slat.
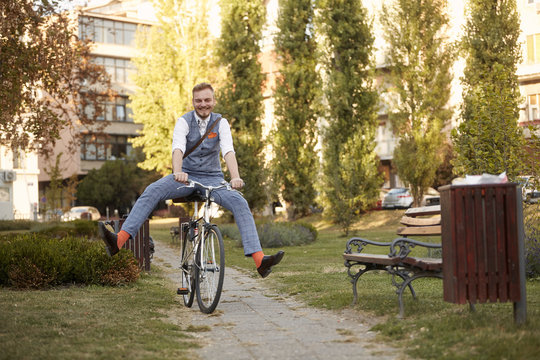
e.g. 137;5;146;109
397;225;442;236
343;253;399;266
400;216;441;227
402;257;443;271
405;205;441;217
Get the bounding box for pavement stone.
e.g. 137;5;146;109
153;240;404;360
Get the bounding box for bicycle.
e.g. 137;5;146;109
175;179;229;314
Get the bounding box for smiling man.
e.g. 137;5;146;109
98;83;284;278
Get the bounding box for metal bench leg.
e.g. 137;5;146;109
345;262;377;306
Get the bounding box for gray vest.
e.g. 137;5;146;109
182;111;223;176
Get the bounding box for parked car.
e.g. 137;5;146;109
519;176;540;204
422;195;440;207
62;206;101;221
382;188;413;209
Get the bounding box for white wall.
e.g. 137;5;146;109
0;147;40;220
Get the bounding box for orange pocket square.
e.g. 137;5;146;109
208;132;218;139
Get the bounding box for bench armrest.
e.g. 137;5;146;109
389;237;442;259
345;237;392;254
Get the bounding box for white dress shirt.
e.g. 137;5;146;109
171;114;235;158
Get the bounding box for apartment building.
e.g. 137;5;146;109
518;0;540;131
37;0;157;211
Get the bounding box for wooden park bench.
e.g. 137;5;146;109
343;205;443;317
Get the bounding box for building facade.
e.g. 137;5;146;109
518;0;540;132
0;147;40;220
36;0;157;214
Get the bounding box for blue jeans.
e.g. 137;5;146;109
120;174;262;256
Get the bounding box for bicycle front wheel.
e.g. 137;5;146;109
195;224;225;314
180;225;195;307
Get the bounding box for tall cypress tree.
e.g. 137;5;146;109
381;0;454;206
318;0;382;235
452;0;525;179
215;0;267;211
272;0;320;220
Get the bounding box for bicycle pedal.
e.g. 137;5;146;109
177;287;189;295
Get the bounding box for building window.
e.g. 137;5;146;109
93;56;135;84
529;94;539;121
526;34;540;64
81;135;134;161
84;96;133;122
80;17;140;46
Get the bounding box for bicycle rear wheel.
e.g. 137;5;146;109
180;224;195;307
195;224;225;314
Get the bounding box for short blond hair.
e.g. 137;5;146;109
192;83;214;95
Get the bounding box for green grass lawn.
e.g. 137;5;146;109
151;210;540;360
1;210;537;360
0;267;200;360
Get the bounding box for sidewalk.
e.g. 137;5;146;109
153;240;403;360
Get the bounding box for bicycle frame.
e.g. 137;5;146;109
179;180;230;266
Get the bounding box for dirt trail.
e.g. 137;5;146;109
152;239;404;360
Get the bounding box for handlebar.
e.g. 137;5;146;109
177;180;232;192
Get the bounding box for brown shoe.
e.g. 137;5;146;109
257;251;284;278
98;222;119;256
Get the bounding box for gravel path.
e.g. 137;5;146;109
152;239;404;360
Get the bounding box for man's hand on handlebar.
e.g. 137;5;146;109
173;171;189;184
230;177;244;190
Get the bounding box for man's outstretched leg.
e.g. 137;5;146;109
213;183;285;278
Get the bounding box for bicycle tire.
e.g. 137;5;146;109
180;225;195;307
195;224;225;314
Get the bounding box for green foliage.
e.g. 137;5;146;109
130;0;221;175
43;153;64;220
215;0;268;211
0;0;111;156
76;159;158;216
524;204;540;279
272;0;321;219
432;142;456;188
381;0;454;206
32;220;99;239
0;220;32;231
220;221;317;248
0;234;139;288
317;0;383;235
453;0;525;180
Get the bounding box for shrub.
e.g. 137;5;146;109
524;204;540;279
0;233;139;289
0;220;32;231
31;220;99;239
220;221;318;248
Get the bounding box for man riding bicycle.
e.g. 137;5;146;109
99;82;284;278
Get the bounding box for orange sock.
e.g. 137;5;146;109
117;230;130;249
252;251;264;268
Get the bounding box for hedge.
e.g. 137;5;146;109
0;233;139;288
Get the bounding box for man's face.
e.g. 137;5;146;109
192;88;216;119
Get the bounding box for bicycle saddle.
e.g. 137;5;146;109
171;191;207;203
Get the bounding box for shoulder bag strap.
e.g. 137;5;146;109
183;117;222;159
